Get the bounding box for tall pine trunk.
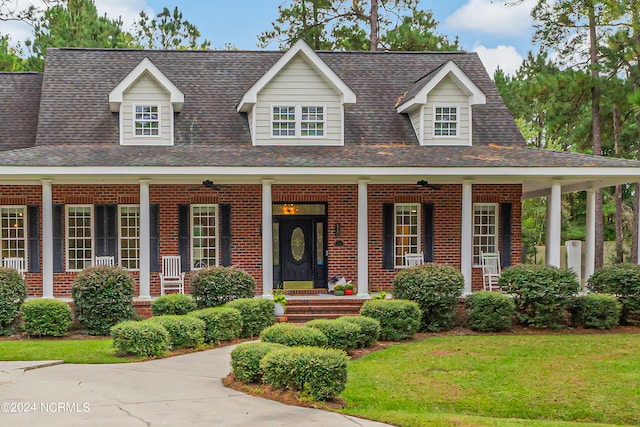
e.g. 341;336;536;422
614;107;624;263
369;0;378;51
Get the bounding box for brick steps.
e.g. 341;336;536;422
286;298;365;323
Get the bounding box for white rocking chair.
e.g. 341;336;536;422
3;257;26;278
404;252;424;267
481;252;501;291
159;255;185;295
94;256;115;266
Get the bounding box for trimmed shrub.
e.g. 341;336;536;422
261;346;348;400
111;321;169;357
498;264;579;329
360;299;420;341
465;291;515;332
190;267;255;308
146;315;205;349
20;299;72;337
571;294;621;330
260;322;328;348
226;298;275;338
230;342;287;383
587;264;640;325
151;294;197;316
189;307;243;343
393;263;464;332
336;316;380;348
0;267;26;336
305;319;360;352
71;266;135;335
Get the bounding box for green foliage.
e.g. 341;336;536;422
570;294;621;330
336;315;380;348
0;35;27;71
146;315;205;349
226;298;274;338
230;342;286;383
360;299;420;341
151;293;197;316
71;266;135;335
0;267;26;336
190;267;256;308
393;264;464;332
587;264;640;324
464;291;515;332
133;6;211;49
189;307;243;343
305;319;360;351
110;321;168;357
20;299;72;337
499;264;579;329
260;322;328;347
260;346;348;400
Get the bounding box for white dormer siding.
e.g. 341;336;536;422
121;73;172;145
423;76;469;145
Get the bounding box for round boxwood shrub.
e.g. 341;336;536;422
305;319;361;352
111;320;169;357
499;264;579;329
393;263;464;332
151;294;197;316
189;306;243;343
465;291;515;332
226;298;274;338
0;267;26;336
146;315;205;349
71;266;135;335
570;294;621;330
230;342;286;383
260;322;328;347
190;267;255;308
336;316;380;348
360;299;420;341
20;299;72;337
587;264;640;325
260;346;348;401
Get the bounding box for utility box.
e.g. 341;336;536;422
565;240;582;287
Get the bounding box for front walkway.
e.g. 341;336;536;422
0;345;391;427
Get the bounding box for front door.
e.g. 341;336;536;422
280;218;314;286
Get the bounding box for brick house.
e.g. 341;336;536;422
2;40;640;301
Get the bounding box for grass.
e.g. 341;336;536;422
340;334;640;427
0;339;142;364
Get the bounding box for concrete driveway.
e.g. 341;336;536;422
0;345;392;426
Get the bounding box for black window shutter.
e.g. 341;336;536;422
501;203;512;268
382;203;394;270
220;204;232;266
178;204;190;272
27;205;40;273
53;204;64;273
150;204;160;272
423;203;434;263
95;205;117;260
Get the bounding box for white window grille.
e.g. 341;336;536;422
0;206;26;262
301;106;324;137
119;205;140;270
272;106;296;136
66;205;93;271
473;203;498;266
394;203;420;267
134;105;160;136
434;106;458;137
191;204;218;269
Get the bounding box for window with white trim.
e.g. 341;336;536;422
271;105;325;137
272;106;296;136
191;204;218;269
1;206;26;261
434;106;457;137
301;106;324;136
394;203;420;267
473;203;498;266
119;205;140;270
134;105;160;136
66;205;93;271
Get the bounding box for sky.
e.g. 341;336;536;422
0;0;538;76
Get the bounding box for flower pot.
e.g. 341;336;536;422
345;289;353;295
334;290;345;296
274;303;286;317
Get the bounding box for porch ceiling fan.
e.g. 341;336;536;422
416;180;441;190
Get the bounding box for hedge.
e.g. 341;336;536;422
151;294;197;316
260;322;328;348
465;291;515;332
230;342;286;383
146;315;205;349
20;299;72;337
190;267;255;308
0;267;26;336
111;321;169;357
189;306;243;343
360;299;421;340
226;298;274;338
336;316;380;348
305;319;360;352
587;264;640;325
570;294;621;330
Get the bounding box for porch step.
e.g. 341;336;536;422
286;298;364;323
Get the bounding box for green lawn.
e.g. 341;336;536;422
0;339;141;364
340;334;640;427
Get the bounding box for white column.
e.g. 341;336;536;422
584;187;596;283
262;179;273;297
138;179;151;299
545;198;551;263
41;179;54;299
357;179;370;298
547;181;562;268
461;180;473;295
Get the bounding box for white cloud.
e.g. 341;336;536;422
444;0;536;36
473;44;523;77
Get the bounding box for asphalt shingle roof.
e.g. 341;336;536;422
0;72;42;151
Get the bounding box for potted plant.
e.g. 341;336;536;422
334;284;345;296
272;290;287;318
344;283;354;295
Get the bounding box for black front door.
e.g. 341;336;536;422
280;218;314;283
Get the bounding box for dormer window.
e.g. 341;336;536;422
134;105;160;136
271;105;325;138
301;106;324;137
272;106;296;136
434;106;457;137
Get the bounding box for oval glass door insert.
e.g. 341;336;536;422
291;227;305;261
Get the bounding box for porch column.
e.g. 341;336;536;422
584;187;596;284
138;179;151;299
461;179;473;295
547;180;562;268
262;179;274;297
41;179;53;299
357;179;370;298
